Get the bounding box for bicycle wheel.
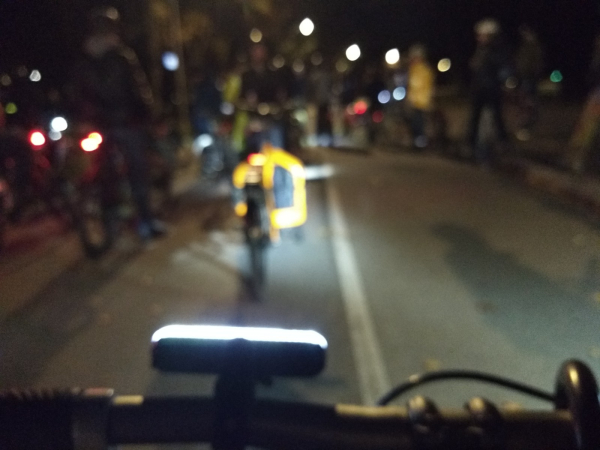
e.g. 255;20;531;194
245;197;268;299
67;182;116;259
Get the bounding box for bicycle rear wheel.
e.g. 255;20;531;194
245;196;268;300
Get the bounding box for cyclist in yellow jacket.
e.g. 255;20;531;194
407;44;435;149
232;143;306;243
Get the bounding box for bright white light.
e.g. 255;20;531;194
385;48;400;65
250;28;262;43
50;116;68;132
29;70;41;82
49;130;62;141
195;133;213;151
437;58;451;73
220;102;234;115
378;90;391;104
151;325;328;348
299;18;315;36
393;87;406;101
162;52;180;71
346;44;361;62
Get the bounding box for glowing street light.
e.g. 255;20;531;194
250;28;263;43
162;52;180;71
346;44;361;62
29;70;41;82
299;18;315;36
437;58;451;73
385;49;400;66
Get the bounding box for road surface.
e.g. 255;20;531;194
1;148;599;417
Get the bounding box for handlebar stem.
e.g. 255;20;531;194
213;339;258;450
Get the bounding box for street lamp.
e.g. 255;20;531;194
385;49;400;66
250;28;263;43
299;18;314;36
346;44;361;62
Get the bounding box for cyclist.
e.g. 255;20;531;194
69;7;166;240
232;143;307;242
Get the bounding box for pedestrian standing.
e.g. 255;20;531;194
467;19;510;165
407;44;435;149
515;25;544;140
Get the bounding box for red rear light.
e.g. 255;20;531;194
80;132;103;152
248;153;266;166
354;101;368;115
29;131;46;148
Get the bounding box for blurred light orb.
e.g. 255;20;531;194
273;55;285;69
293;60;305;73
299;18;315;37
30;131;45;146
550;70;563;83
220;102;234;115
17;66;27;77
258;103;270;116
5;103;17;114
162;52;180;71
29;70;41;82
311;52;323;66
346;44;361;62
393;87;406;101
50;116;68;132
505;76;518;89
378;90;391;104
250;28;263;43
385;49;400;66
192;134;214;155
437;58;451;73
0;74;11;86
372;111;384;123
336;60;349;73
49;130;62;141
354;100;368;115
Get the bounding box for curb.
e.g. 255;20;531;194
499;157;600;220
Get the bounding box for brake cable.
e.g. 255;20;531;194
377;370;554;406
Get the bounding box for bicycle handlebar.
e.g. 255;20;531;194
0;389;579;450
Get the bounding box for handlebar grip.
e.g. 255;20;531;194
0;389;79;450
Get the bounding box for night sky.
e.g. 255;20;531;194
0;0;599;95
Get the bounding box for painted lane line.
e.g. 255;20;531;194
325;178;391;405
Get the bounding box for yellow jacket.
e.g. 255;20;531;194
407;60;435;111
232;145;307;230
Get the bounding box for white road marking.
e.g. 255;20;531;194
325;178;391;405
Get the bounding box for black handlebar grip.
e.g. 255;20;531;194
0;389;79;450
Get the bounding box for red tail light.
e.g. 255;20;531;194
29;131;46;148
353;100;368;115
80;131;103;152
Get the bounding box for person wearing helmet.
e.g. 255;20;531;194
467;19;511;163
71;7;165;240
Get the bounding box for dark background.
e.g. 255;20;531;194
0;0;599;95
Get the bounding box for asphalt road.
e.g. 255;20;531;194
1;148;600;417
